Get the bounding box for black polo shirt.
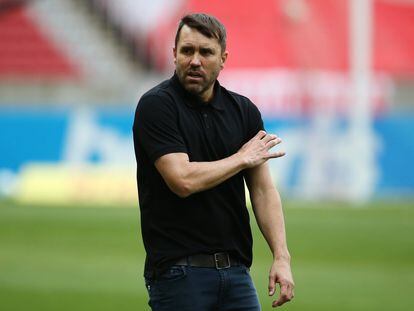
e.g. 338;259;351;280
133;73;264;277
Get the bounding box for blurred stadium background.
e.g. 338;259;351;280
0;0;413;310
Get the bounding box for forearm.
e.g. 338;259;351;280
251;187;290;260
180;153;246;195
156;130;283;198
157;151;247;198
245;156;294;306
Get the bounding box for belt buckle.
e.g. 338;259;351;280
214;252;230;269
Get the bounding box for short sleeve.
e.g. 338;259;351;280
133;94;187;162
246;99;265;140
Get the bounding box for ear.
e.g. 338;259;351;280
173;47;177;64
220;51;229;69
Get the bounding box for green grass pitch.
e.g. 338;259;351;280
1;200;413;310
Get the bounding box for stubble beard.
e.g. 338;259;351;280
177;67;220;100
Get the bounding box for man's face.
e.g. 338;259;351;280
174;25;228;102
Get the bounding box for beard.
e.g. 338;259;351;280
176;66;220;100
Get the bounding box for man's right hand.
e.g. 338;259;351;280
238;130;285;169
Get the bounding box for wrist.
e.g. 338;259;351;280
233;151;248;170
273;251;291;263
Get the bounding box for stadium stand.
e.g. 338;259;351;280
84;0;414;112
0;5;78;78
143;0;414;75
0;0;413;106
87;0;185;68
0;0;158;104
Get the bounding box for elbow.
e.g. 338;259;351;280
168;179;194;198
173;186;192;198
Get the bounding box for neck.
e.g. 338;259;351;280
200;85;214;102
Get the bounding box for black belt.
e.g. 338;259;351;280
175;252;241;270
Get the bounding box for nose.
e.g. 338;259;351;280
190;53;201;67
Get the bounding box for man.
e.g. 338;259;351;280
133;13;294;310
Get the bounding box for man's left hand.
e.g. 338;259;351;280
268;258;295;308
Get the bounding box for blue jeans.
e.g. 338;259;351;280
144;265;261;310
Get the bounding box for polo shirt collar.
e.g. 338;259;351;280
171;72;225;111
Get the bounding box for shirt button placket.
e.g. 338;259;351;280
202;112;209;129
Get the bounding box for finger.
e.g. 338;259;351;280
272;283;290;307
265;137;282;149
261;134;277;144
268;274;276;296
273;283;295;308
280;282;289;300
286;283;295;301
272;296;290;308
266;151;286;159
254;130;267;140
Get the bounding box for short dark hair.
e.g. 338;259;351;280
175;13;227;52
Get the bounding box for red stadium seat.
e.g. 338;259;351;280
0;6;79;79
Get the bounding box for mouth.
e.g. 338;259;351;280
186;71;204;81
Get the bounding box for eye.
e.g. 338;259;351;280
180;46;193;55
200;48;214;56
